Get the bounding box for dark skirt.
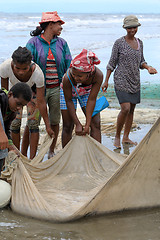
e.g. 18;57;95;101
115;88;140;104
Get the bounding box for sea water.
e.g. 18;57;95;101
0;12;160;85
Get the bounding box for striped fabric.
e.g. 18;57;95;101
26;35;72;85
46;48;59;88
60;88;90;110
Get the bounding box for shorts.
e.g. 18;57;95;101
115;88;140;105
11;94;40;133
60;88;89;110
45;87;61;125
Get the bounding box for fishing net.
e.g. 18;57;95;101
1;117;160;222
99;84;160;100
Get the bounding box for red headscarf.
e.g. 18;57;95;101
70;49;101;72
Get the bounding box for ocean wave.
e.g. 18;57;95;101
1;17;160;33
28;16;41;19
1;13;160;31
71;41;111;56
65;18;123;26
0;20;37;31
138;33;160;40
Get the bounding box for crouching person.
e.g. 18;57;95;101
60;49;103;147
0;82;32;174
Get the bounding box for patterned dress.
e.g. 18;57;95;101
107;36;146;94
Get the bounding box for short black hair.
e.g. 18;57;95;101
10;82;32;102
12;46;32;64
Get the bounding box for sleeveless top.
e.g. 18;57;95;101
60;68;96;97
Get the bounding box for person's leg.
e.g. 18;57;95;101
90;113;101;143
60;87;77;148
47;87;61;157
48;124;59;159
11;132;21;149
61;110;74;148
79;93;101;141
29;132;39;159
21;125;29;157
122;103;137;145
21;126;39;159
114;102;130;148
21;96;40;159
11;109;22;150
79;93;101;142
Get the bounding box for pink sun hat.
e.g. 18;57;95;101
39;11;65;25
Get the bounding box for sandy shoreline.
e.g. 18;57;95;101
20;105;160;155
85;107;160;125
21;105;160;135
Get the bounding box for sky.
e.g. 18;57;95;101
1;0;160;14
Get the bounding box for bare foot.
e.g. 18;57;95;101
114;148;121;153
114;137;121;149
48;151;55;159
122;138;137;145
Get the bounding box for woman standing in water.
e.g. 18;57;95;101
102;15;157;149
26;11;72;158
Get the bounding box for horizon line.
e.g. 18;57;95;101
0;11;160;15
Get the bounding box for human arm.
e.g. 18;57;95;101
31;64;54;138
1;79;19;152
26;40;36;62
63;74;83;135
64;42;72;70
0;116;19;154
0;108;19;155
84;68;103;134
141;63;157;74
36;86;54;138
0;120;9;150
0;59;11;90
1;77;9;90
3;111;20;155
102;69;112;92
0;92;19;154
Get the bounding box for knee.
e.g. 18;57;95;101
91;118;101;131
11;118;21;133
27;119;39;133
121;105;130;115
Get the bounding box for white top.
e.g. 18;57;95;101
0;58;44;88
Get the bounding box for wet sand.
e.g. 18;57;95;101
1;205;160;240
0;105;160;240
60;106;159;154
